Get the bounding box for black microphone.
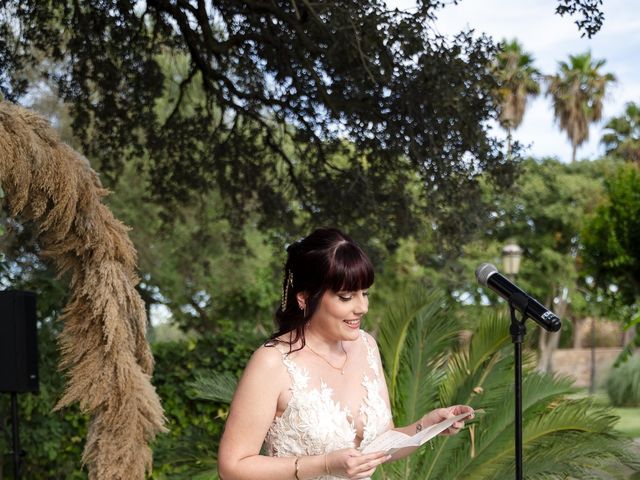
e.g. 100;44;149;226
475;263;561;332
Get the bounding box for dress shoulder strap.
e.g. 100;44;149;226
270;341;309;392
360;330;381;377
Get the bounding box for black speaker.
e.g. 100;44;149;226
0;291;39;393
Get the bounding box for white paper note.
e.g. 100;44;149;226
362;412;472;455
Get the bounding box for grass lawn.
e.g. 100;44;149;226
613;406;640;438
571;389;640;438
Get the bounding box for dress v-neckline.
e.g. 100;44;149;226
272;330;389;449
276;368;368;445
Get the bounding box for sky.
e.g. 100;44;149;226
394;0;640;162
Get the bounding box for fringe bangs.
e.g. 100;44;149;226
325;242;374;293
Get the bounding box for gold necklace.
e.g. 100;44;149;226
305;341;348;375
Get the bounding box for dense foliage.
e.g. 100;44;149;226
105;161;283;334
0;320;261;479
581;164;640;305
0;0;604;247
150;321;263;479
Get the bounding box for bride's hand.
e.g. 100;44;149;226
325;448;390;479
423;405;474;435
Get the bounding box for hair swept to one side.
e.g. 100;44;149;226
0;102;166;480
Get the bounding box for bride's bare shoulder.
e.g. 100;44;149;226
246;335;300;370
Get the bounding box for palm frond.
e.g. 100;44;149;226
189;371;238;404
395;292;459;425
378;288;454;415
449;374;575;477
467;311;511;369
492;401;638;479
439;312;512;407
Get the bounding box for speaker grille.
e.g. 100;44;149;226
0;291;39;393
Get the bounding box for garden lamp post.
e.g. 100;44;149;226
502;242;522;281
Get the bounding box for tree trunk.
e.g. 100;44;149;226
572;142;577;163
507;128;513;159
537;329;561;374
573;317;587;348
589;316;597;393
537;294;568;374
623;324;636;346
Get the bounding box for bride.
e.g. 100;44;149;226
217;228;473;480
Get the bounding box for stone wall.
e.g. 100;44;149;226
551;347;623;388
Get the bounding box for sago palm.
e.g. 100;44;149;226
492;39;541;157
546;51;616;162
374;288;638;479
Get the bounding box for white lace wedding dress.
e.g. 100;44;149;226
265;330;392;480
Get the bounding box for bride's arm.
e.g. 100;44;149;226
217;345;324;479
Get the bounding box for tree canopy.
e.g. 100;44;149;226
0;0;604;247
581;164;640;304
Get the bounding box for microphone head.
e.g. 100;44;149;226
476;263;498;286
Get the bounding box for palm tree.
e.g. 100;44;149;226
546;52;616;162
492;39;541;157
196;289;639;479
601;101;640;163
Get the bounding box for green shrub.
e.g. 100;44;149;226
150;320;263;479
606;354;640;407
0;318;263;479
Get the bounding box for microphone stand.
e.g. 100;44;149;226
508;292;529;480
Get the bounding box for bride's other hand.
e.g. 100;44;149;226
326;448;390;479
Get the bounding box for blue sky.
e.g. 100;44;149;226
395;0;640;162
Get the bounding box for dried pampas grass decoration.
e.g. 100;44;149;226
0;101;166;479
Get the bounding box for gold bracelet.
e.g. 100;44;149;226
294;457;301;480
324;453;331;475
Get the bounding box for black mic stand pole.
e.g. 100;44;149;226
508;292;528;480
11;391;22;479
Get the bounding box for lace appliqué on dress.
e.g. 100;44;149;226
265;331;392;480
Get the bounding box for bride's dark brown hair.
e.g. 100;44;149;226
268;228;374;352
